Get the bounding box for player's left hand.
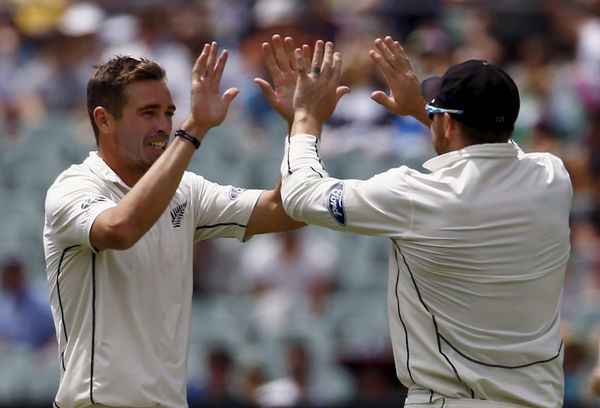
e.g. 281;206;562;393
182;42;239;136
254;34;298;126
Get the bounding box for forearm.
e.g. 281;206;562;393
243;188;304;240
280;134;335;223
91;135;199;250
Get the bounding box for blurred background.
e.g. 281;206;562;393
0;0;599;407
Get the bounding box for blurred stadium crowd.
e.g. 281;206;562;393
0;0;599;407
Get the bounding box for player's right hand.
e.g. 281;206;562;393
254;34;298;127
291;40;349;136
369;36;430;127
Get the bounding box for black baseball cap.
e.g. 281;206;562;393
421;59;520;131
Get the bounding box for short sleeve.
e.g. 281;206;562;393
45;175;117;250
187;174;263;242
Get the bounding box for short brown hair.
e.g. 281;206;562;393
87;56;166;144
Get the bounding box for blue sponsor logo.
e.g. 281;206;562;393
229;186;246;200
327;182;346;226
81;196;107;210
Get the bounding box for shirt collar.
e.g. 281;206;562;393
84;151;130;187
422;143;519;172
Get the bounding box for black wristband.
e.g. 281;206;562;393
175;129;201;149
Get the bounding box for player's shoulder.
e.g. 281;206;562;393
519;150;568;171
47;161;96;194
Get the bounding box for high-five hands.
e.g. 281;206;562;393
254;34;298;126
369;36;431;127
291;40;350;138
182;42;239;137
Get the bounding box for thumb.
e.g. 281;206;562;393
254;78;280;109
371;91;395;111
222;88;239;106
336;86;351;102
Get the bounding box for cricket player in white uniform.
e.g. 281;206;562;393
277;38;572;407
44;39;303;408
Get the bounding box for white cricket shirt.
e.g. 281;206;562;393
280;135;572;407
44;152;262;408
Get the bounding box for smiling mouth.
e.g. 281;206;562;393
149;141;167;150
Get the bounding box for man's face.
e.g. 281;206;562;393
112;80;175;173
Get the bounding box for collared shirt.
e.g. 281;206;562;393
44;152;262;408
280;135;572;408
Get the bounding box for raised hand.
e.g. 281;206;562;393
291;40;350;138
254;34;298;126
182;42;239;137
369;36;430;127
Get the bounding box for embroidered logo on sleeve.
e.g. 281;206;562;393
327;182;346;226
170;201;188;228
81;196;107;210
229;186;246;200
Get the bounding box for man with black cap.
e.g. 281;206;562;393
276;37;572;407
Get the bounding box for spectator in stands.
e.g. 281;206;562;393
0;256;55;352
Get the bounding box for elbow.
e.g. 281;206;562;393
93;219;141;251
280;184;296;218
109;232;138;250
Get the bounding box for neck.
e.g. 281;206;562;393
97;150;144;187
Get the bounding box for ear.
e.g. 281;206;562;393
93;106;114;136
442;112;455;142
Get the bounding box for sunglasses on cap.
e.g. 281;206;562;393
425;104;464;120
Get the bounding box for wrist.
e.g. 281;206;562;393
291;110;324;138
180;119;209;141
175;129;201;149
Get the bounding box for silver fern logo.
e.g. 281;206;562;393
170;201;187;228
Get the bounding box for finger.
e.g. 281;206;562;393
331;51;343;85
253;77;276;102
272;34;291;72
336;86;351;102
369;49;395;82
302;44;311;71
295;47;308;76
374;37;398;69
311;40;324;75
213;50;228;80
205;41;219;75
283;36;297;71
221;87;239;105
371;90;395;111
192;43;211;79
386;37;413;71
262;42;281;79
320;41;334;77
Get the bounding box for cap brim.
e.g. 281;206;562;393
421;76;441;104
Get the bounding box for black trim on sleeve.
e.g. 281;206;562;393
309;166;324;178
286;135;292;175
196;222;247;230
89;251;97;405
314;138;325;171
